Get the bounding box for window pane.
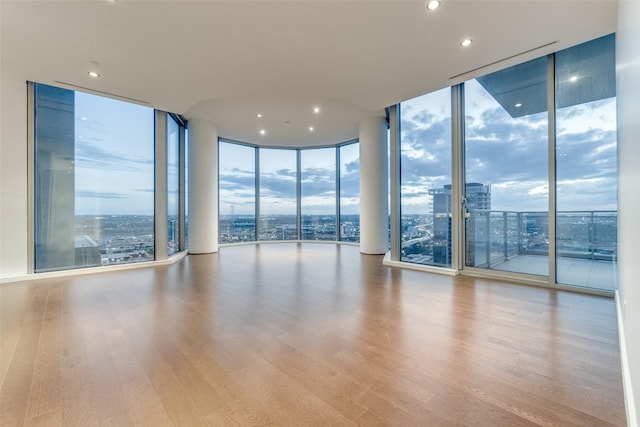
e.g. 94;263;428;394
464;58;549;276
167;116;180;255
185;128;189;249
555;34;617;290
34;83;154;272
301;147;336;240
400;88;452;267
339;142;360;242
259;148;297;240
219;141;256;243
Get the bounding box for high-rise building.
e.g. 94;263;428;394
429;183;491;266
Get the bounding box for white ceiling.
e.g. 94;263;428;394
0;0;617;147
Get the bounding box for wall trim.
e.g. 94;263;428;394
0;251;187;285
382;252;458;276
616;290;637;427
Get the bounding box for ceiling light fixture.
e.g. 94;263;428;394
426;0;441;10
460;38;473;48
257;113;263;118
259;129;266;135
515;103;522;108
569;75;578;82
313;107;320;114
88;71;100;78
309;126;314;132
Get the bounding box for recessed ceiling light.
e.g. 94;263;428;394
88;71;100;78
81;117;87;121
426;0;441;10
515;103;522;108
460;38;473;48
259;129;266;135
313;107;320;114
569;75;578;82
257;113;262;118
309;126;314;132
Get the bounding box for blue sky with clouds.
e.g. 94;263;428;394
74;92;154;215
400;79;617;215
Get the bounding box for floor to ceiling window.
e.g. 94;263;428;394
555;34;617;290
392;34;616;293
339;142;360;242
184;128;189;249
464;57;549;276
301;147;337;240
167;115;180;255
259;148;298;241
219;141;256;243
400;88;452;267
34;83;155;272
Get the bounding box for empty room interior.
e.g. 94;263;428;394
1;1;639;426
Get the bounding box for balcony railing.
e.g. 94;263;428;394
466;210;617;269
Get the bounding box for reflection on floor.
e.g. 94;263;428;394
491;255;616;291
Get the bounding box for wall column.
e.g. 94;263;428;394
359;116;388;254
188;119;218;254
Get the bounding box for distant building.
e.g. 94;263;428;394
74;235;101;267
428;183;491;266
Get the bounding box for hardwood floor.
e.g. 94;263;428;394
0;243;626;426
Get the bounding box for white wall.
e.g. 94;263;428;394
616;1;640;425
0;78;29;278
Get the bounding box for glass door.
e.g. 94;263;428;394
463;57;550;277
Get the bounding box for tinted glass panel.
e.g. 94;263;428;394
464;58;549;276
259;148;297;240
167;116;180;255
339;142;360;242
400;88;452;267
34;83;154;272
301;147;336;240
219;141;256;243
555;34;617;290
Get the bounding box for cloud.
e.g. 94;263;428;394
76;190;127;199
398;86;617;213
75;141;154;172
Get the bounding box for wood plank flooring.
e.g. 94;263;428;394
0;243;627;426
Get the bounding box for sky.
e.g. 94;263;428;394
74;91;155;215
400;78;617;215
218;143;360;216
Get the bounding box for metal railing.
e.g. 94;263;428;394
466;210;617;268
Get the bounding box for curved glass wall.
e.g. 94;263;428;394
218;140;359;244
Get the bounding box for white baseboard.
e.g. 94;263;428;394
382;252;458;276
0;251;188;285
616;290;638;427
